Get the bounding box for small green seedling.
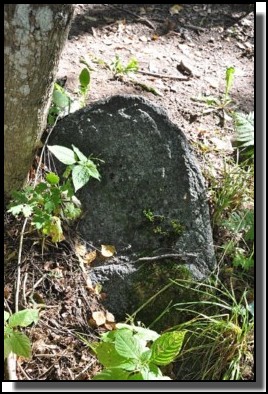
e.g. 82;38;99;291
143;209;184;238
8;145;102;243
79;58;93;107
48;83;72;125
89;323;186;380
110;55;139;77
192;66;236;122
4;309;39;359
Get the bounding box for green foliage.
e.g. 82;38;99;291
223;209;254;242
79;58;92;107
143;209;184;238
233;111;254;159
192;66;236;122
4;309;39;359
48;83;72;125
8;145;101;243
170;278;254;380
224;66;235;101
90;323;186;380
110;55;139;76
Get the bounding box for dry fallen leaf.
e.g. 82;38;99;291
84;250;97;264
169;4;183;15
101;244;116;257
104;323;116;331
92;311;106;326
106;311;115;323
74;242;87;257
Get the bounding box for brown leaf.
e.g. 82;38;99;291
92;311;106;326
74;242;87;257
104;323;116;331
101;245;116;258
84;250;97;264
106;311;115;323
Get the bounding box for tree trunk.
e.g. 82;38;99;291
4;4;74;199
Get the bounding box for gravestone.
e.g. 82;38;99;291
49;95;216;325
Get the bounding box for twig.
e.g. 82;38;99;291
104;4;156;30
17;362;31;380
137;70;190;81
135;253;198;263
15;218;28;312
182;23;206;32
22;272;28;306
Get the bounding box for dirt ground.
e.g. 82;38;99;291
4;4;254;381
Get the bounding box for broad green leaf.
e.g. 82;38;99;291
44;200;55;214
234;112;254;147
85;162;101;180
32;211;50;230
129;372;144;380
140;365;163;380
35;182;48;194
22;205;33;218
116;323;160;342
92;368;130;380
53;89;70;109
4;337;13;359
72;165;91;192
96;342;127;368
114;329;144;360
48;145;77;165
10;331;31;358
8;309;39;328
46;172;60;185
225;66;235;97
45;216;64;243
72;145;88;162
116;360;139;371
7;204;24;216
79;68;90;88
63;202;81;220
140;349;152;363
100;330;117;343
4;311;10;322
151;330;187;366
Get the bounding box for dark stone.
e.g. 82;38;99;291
49;95;216;325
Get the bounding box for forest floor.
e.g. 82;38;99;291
4;4;254;381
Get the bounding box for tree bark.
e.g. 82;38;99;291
4;4;74;198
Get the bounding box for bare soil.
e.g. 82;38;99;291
4;4;254;381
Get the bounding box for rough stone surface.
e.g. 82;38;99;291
49;95;216;323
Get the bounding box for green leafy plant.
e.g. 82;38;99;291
222;209;254;270
8;145;102;242
143;209;184;238
48;83;72;125
166;278;254;380
4;309;39;359
89;323;186;380
233;111;254;159
110;55;139;77
79;58;92;107
192;66;236;122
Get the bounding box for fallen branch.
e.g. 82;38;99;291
105;4;156;30
137;70;190;81
183;23;206;32
135;253;198;263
